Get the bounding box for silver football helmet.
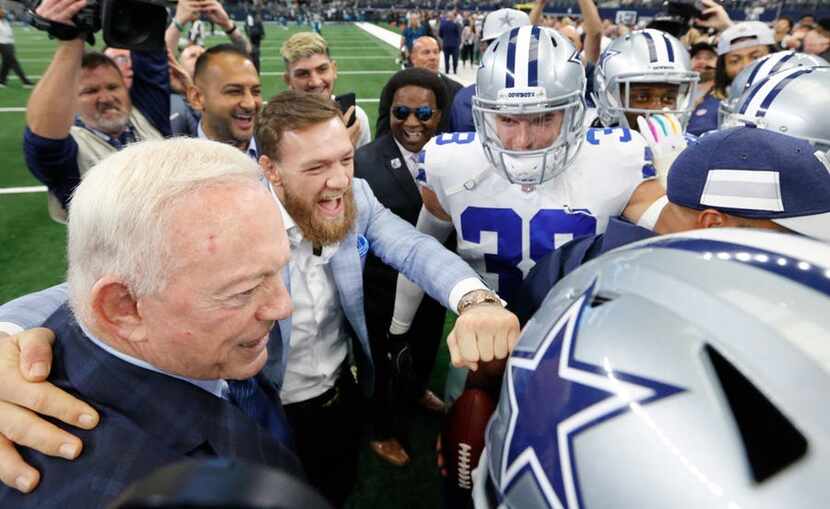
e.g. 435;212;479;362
718;50;828;127
594;29;698;130
725;65;830;152
473;25;586;186
475;228;830;509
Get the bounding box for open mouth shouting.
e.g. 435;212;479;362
317;193;344;218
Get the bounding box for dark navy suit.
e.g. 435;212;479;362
0;305;301;509
514;217;655;326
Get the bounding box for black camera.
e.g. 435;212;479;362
15;0;169;51
666;0;706;21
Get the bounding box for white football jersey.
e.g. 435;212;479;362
418;128;654;301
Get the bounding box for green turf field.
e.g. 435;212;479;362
0;22;455;508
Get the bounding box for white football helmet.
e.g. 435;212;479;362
718;50;828;127
594;29;699;130
476;228;830;508
725;65;830;152
473;25;586;186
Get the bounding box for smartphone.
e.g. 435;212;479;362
335;92;357;127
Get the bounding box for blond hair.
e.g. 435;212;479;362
280;32;331;67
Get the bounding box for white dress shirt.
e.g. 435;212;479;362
78;321;228;399
393;138;421;182
196;121;259;160
269;184;350;404
0;20;13;45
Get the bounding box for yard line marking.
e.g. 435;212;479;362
0;186;47;194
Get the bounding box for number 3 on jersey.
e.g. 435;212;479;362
460;207;597;302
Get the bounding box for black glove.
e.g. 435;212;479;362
386;332;420;407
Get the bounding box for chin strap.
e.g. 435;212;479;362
28;10;94;45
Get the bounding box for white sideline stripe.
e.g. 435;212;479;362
0;186;47;194
354;22;402;48
353;22;474;86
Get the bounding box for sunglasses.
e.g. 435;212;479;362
392;105;435;122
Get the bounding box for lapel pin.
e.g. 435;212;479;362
391;157;402;169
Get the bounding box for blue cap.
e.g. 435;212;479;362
667;127;830;241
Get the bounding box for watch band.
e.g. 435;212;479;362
457;289;502;315
172;18;187;32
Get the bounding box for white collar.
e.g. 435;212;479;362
196;120;258;160
77;321;228;399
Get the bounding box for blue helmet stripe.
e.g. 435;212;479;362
528;26;541;87
757;68;813;117
505;27;520;88
744;58;768;90
641;31;658;63
768;51;796;75
662;33;675;62
738;74;768;114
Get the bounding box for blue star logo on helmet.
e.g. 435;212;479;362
496;283;686;508
499;11;515;27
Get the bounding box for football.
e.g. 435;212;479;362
441;387;497;491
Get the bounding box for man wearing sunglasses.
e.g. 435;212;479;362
354;67;450;467
376;35;462;138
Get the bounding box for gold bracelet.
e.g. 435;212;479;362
457;289;502;314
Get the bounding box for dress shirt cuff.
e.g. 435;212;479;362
448;278;490;314
0;321;23;337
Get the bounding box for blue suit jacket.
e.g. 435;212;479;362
0;305;301;509
0;179;479;398
449;84;475;133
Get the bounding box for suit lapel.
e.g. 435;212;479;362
330;232;368;343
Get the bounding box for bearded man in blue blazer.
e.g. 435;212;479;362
0;92;519;507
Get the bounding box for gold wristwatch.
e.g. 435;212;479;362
457;289;503;314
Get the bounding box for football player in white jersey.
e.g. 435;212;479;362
593;29;699;132
389;26;664;364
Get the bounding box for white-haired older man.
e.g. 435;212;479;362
0;138;301;508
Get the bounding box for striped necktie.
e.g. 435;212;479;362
227;378;294;450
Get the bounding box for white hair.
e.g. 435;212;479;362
67;137;264;324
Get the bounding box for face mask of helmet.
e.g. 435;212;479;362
602;76;696;129
594;29;699;131
473;97;585;186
